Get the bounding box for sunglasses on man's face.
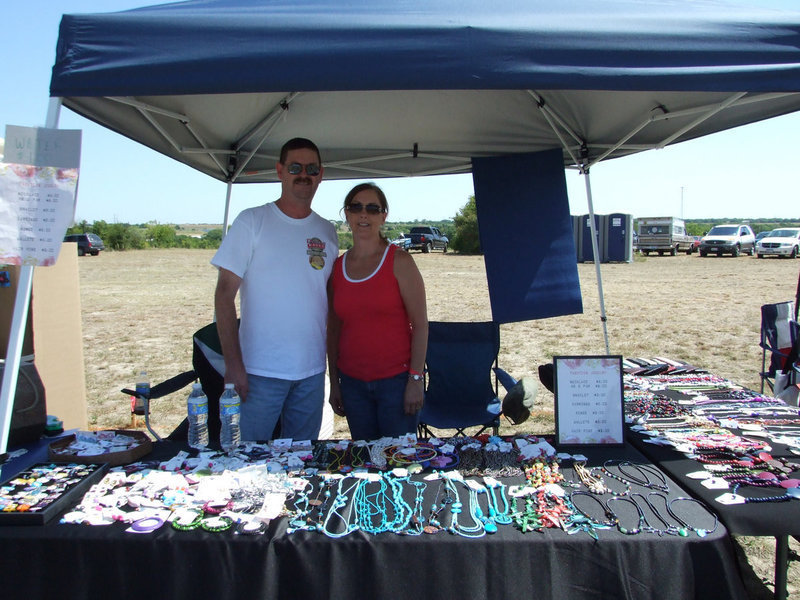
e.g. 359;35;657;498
286;162;321;176
345;203;385;215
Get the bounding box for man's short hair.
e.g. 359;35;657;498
280;138;322;165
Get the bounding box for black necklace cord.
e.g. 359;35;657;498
605;496;644;535
568;491;618;528
665;496;719;538
631;493;679;536
615;461;670;493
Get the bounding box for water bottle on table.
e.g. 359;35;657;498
132;370;150;415
219;383;241;454
187;382;209;450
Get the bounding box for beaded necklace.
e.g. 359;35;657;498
665;497;718;538
524;457;563;488
605;496;645;535
726;484;800;504
484;477;512;525
631;492;680;536
534;489;571;531
443;477;485;538
399;476;427;535
321;477;361;538
354;473;412;535
602;461;669;493
565;491;615;539
573;461;630;496
425;478;455;534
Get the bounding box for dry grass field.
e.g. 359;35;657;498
75;247;800;598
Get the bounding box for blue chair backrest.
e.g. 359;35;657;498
425;321;500;407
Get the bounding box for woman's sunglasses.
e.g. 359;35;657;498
345;203;385;214
286;162;321;176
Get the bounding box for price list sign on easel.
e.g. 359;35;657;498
554;355;624;446
0;125;82;266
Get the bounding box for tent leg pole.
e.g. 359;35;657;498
221;181;233;240
0;267;34;454
582;169;610;354
0;98;64;454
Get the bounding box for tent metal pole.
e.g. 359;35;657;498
582;168;610;354
0;98;63;454
221;181;233;239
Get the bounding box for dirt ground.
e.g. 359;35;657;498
75;247;800;598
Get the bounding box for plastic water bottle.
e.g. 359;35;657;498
133;370;150;415
187;382;209;450
219;383;241;454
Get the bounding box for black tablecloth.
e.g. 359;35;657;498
0;438;748;600
627;425;800;537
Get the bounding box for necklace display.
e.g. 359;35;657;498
54;432;730;544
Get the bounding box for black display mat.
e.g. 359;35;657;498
0;461;108;525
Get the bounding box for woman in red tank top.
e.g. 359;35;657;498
327;183;428;440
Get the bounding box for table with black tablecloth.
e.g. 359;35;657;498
0;437;748;600
627;421;800;600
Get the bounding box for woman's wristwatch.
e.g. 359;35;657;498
408;368;423;382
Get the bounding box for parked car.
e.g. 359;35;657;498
389;233;412;250
64;233;106;256
698;224;755;257
756;227;800;259
755;231;770;243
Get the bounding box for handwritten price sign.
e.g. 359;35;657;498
0;126;81;266
554;355;624;446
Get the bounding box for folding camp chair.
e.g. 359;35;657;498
417;321;516;438
760;301;797;394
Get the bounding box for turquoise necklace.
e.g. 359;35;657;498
321;477;361;538
286;478;316;533
444;477;486;538
484;477;512;526
397;475;427;535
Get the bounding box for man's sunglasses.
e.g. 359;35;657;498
345;203;385;214
286;162;321;176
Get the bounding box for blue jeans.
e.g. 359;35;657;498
339;372;419;441
240;372;325;441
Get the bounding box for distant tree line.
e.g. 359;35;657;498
80;198;794;256
682;218;800;237
66;220;223;250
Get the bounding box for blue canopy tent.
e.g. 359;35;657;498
3;0;800;450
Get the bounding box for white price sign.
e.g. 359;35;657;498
554;355;624;446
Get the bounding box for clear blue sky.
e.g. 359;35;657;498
3;1;798;225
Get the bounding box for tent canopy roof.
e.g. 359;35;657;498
50;0;800;183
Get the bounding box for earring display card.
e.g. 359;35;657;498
554;355;625;446
0;462;109;525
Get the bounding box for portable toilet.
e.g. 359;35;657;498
580;214;604;262
571;215;582;261
604;213;633;262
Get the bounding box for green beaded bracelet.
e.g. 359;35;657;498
200;515;234;532
171;510;203;531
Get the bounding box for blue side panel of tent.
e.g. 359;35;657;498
472;149;582;323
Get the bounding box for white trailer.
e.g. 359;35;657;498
637;217;695;256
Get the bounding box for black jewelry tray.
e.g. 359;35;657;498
0;462;109;526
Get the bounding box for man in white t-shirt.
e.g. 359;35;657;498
212;138;338;441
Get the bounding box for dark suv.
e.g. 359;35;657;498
64;233;106;256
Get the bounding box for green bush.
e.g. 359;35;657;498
450;196;481;254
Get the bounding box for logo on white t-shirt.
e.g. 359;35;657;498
307;237;328;270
